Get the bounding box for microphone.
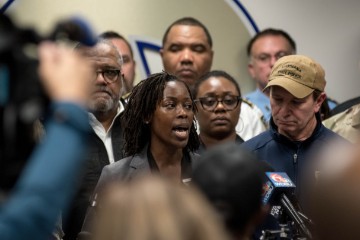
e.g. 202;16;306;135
262;172;295;205
262;172;312;239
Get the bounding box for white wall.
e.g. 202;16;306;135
7;0;360;103
8;0;254;93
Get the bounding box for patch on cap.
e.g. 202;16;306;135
264;55;326;98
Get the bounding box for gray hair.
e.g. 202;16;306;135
98;38;123;67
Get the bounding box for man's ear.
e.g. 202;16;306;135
315;92;327;113
160;48;164;58
210;49;214;60
248;61;256;79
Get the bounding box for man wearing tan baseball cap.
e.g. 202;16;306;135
264;55;326;99
242;55;346;238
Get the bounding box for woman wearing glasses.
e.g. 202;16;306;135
193;70;243;153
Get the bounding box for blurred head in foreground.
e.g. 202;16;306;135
308;139;360;240
91;175;231;240
192;142;269;239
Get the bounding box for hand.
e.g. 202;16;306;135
38;42;92;105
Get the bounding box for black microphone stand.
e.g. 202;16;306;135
260;194;314;240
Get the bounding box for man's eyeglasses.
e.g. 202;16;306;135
194;96;242;111
93;69;121;83
253;51;290;64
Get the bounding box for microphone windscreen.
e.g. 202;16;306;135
262;172;295;205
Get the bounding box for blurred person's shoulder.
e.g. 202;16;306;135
323;103;360;143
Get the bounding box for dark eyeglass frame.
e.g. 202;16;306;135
194;96;242;112
94;69;121;83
